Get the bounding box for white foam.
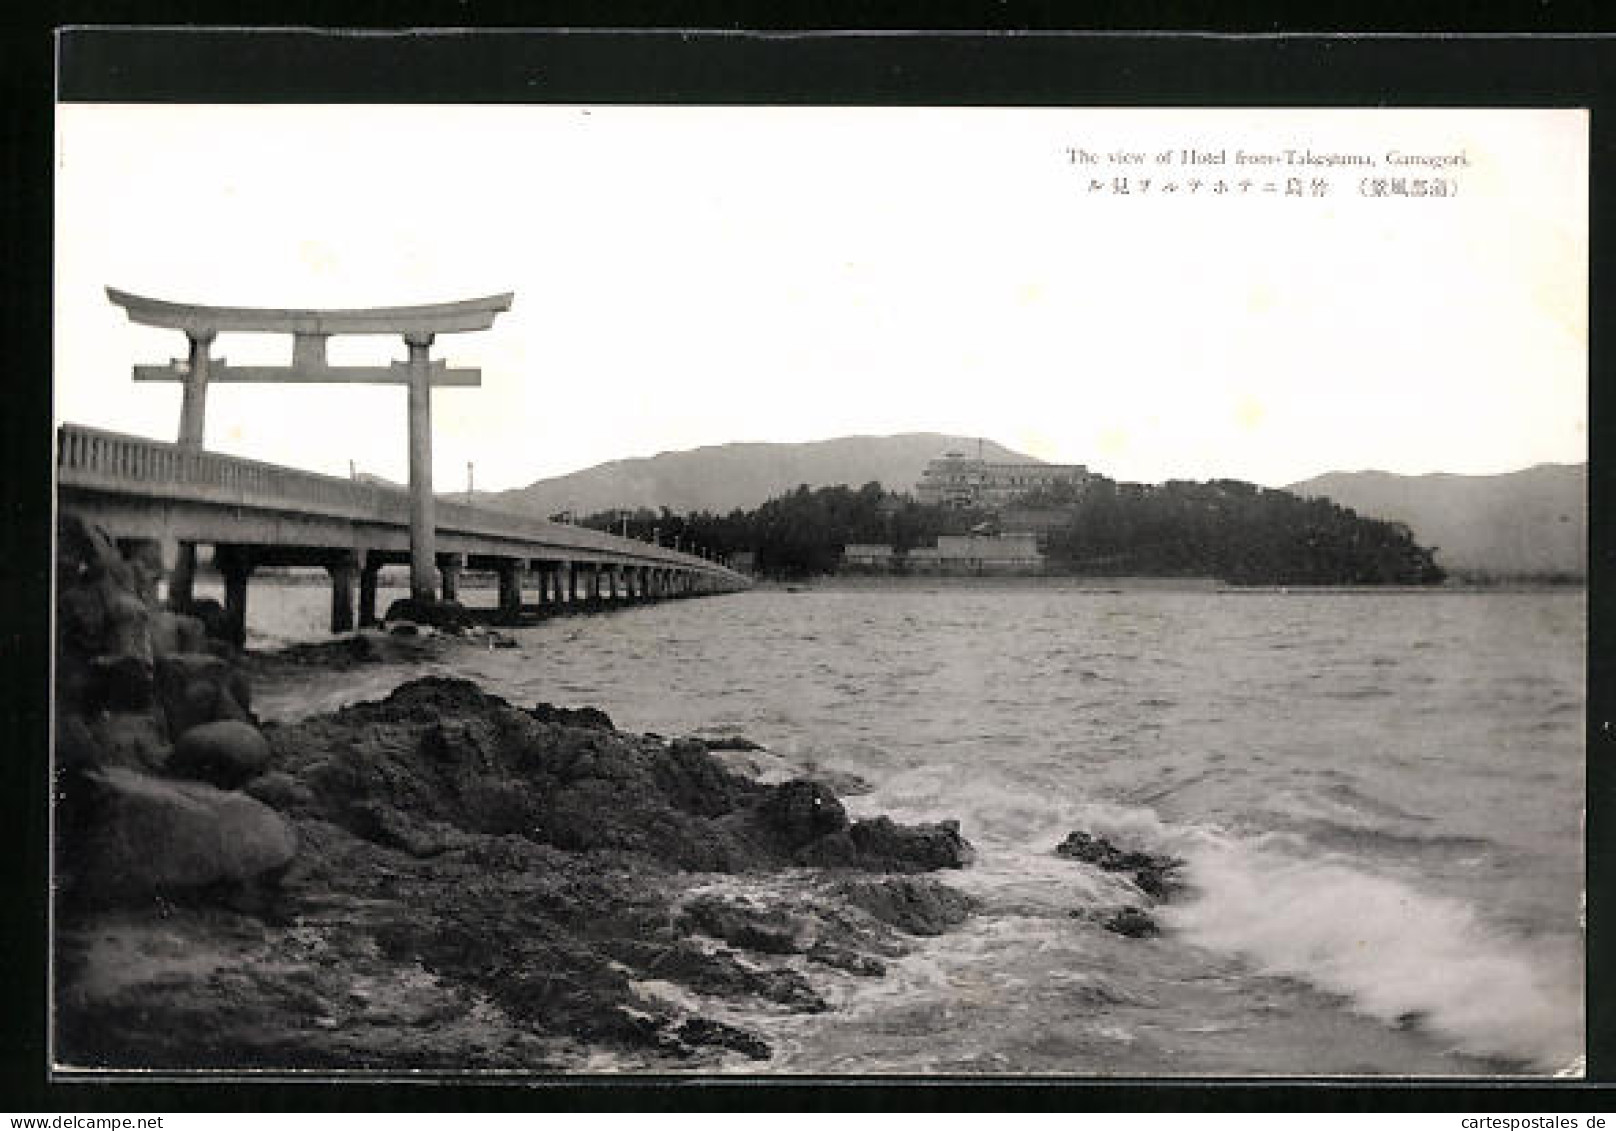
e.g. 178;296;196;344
1165;836;1584;1070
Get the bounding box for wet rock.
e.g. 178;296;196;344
1055;831;1184;898
698;735;765;753
383;598;475;634
837;876;975;936
529;702;615;731
169;720;273;789
676;1017;771;1061
680;895;810;955
56;661;983;1069
1102;906;1160;939
840;816;975;872
657;737;764;819
608;939;828;1013
73;767;298;903
755;779;848;847
807;943;887;977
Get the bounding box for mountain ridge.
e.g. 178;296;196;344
480;430;1584;580
484;433;1043;517
1286;462;1585;578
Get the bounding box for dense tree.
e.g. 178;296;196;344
1034;477;1444;584
580;474;1445;585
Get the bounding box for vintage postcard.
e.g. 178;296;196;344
48;34;1588;1085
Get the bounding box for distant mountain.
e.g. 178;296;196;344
485;434;1042;517
1286;463;1586;578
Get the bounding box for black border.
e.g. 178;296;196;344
6;21;1611;1112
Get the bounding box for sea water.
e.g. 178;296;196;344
234;580;1585;1076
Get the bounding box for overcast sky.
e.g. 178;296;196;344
55;105;1586;492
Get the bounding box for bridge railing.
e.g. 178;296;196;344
57;423;746;580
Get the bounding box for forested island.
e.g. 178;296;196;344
578;474;1446;586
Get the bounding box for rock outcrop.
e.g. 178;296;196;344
73;767;299;901
1055;830;1185;940
55;512;978;1071
1055;830;1183;899
55;513;294;913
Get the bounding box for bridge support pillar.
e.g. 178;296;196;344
327;554;358;634
215;546;255;649
541;564;560;610
497;561;523;619
358;555;382;628
438;553;464;602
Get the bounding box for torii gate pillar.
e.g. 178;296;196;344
168;328;215;607
405;332;437;601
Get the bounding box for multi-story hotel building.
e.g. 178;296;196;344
915;451;1093;509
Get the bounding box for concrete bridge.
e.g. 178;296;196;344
58;423;751;645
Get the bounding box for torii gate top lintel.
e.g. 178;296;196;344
109;285;514;602
106;287;514;337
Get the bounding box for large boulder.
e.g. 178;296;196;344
154;652;253;739
149;609;208;658
57;713;170;773
174;598;232;647
56;513;135;594
88;653;155;711
56;515;157;715
169;720;273;789
72;767;298;903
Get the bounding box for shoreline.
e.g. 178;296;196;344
54;514;1011;1071
56;669;992;1072
757;575;1585;595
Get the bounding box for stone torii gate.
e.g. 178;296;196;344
107;287;513;604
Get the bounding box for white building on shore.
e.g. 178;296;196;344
915;451;1092;509
904;532;1044;574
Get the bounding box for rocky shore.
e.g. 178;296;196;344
52;514;980;1071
